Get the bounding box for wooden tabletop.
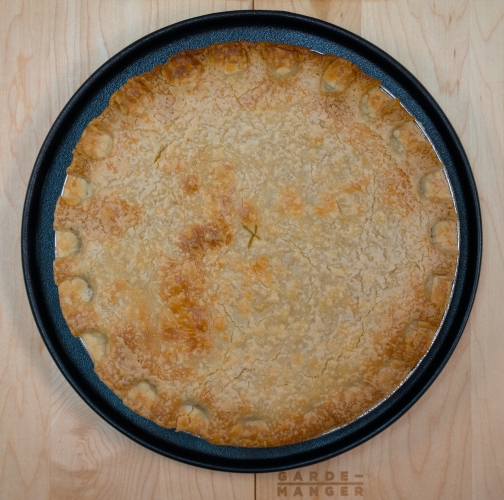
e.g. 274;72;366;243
1;1;502;498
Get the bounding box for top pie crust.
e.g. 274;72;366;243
53;42;458;447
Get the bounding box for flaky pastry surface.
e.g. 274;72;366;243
53;42;458;447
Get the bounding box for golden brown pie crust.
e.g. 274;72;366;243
53;42;458;447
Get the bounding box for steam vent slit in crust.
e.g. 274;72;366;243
53;42;459;447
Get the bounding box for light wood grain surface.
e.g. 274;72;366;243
1;1;502;498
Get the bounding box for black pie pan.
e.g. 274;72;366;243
21;10;481;473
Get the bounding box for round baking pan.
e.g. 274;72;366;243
22;11;481;472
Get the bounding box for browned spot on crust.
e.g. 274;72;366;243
212;42;249;75
261;43;300;78
237;200;258;223
159;259;212;352
181;173;199;194
371;99;414;136
111;77;153;116
312;191;340;217
96;197;140;236
361;87;390;120
61;176;89;205
179;219;233;256
343;176;370;194
66;153;92;177
392;121;425;152
276;186;305;217
213;316;227;331
164;52;202;86
249;255;274;287
78;123;113;160
321;57;357;92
